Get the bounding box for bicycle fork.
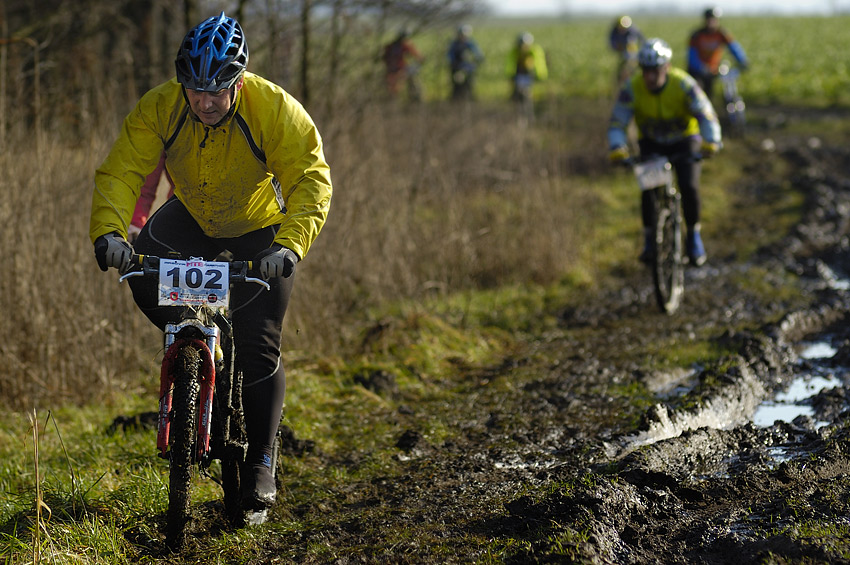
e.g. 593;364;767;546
157;322;220;460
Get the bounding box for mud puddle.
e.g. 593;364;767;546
493;115;850;564
753;340;842;428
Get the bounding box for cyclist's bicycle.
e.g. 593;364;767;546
405;63;424;103
614;54;639;94
120;254;278;548
511;73;535;125
632;155;685;314
450;63;476;101
718;61;746;137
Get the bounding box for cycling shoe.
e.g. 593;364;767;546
639;231;656;264
241;454;276;512
687;230;707;267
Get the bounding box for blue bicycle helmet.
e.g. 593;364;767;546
175;12;248;92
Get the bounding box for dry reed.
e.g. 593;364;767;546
0;97;608;410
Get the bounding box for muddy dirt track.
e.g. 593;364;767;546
270;108;850;564
161;106;850;563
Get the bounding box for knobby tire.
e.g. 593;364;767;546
215;324;246;528
721;75;746;138
166;344;201;549
518;90;534;126
725;95;746;138
652;187;684;314
221;459;243;527
219;366;245;527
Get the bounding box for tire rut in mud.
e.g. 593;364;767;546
497;119;850;563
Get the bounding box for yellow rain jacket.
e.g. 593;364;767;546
505;43;548;81
90;72;332;260
608;66;720;149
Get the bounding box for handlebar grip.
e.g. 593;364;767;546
128;254;161;268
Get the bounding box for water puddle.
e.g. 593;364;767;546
751;375;834;427
817;262;850;290
618;340;845;458
799;341;837;359
752;340;838;428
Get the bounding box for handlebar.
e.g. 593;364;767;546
625;151;702;167
119;254;271;290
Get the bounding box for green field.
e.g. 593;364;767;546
405;15;850;106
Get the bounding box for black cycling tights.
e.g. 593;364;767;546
638;137;702;229
128;197;292;461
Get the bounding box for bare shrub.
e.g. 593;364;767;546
287;100;600;351
0;131;160;410
0;96;606;410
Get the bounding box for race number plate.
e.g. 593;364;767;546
634;157;673;191
158;258;229;306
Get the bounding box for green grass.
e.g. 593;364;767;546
408;15;850;107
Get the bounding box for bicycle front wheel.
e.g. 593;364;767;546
652;188;684;314
166;344;201;549
725;96;746;137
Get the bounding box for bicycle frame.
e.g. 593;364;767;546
632;155;685;314
718;61;746;136
158;320;217;461
120;254;271;543
122;256;267;459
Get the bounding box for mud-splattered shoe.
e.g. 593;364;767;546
639;230;656;264
686;229;707;267
241;453;276;513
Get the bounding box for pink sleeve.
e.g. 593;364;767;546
130;152;169;227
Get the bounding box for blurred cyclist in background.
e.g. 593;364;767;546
687;7;749;101
609;15;644;92
382;28;425;101
127;152;174;243
447;24;484;101
608;38;721;267
505;32;548;102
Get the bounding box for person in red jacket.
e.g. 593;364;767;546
687;7;749;101
127;152;174;243
382;28;424;99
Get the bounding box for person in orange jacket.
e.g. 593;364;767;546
687;7;749;101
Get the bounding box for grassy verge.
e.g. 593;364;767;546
0;105;817;562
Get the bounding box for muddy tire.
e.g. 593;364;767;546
214;333;245;528
652;188;684;314
221;459;243;527
724;96;747;138
165;344;201;550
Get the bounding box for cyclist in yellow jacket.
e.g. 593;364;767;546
505;32;548;102
608;38;720;266
90;12;332;515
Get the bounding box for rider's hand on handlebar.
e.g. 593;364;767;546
700;141;721;158
609;146;630;165
94;232;134;273
257;244;299;279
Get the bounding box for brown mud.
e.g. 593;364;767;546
142;106;850;563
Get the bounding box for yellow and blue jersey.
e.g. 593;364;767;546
608;66;720;149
